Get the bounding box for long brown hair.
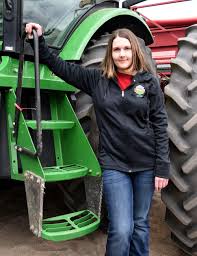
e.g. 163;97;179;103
101;28;150;78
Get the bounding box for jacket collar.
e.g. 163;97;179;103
109;71;153;85
133;71;153;83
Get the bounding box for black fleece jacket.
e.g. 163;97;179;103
33;36;170;178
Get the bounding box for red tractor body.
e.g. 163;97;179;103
149;18;197;67
133;0;197;87
132;0;197;72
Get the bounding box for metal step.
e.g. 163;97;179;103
42;210;100;241
43;164;89;182
26;120;75;130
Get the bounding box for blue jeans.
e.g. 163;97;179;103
103;169;154;256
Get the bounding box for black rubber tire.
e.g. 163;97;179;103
161;24;197;255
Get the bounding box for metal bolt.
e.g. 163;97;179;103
13;68;18;73
13;122;15;126
96;172;100;176
18;147;22;152
15;146;18;150
89;169;92;173
12;130;15;134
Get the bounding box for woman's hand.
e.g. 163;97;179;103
25;23;43;39
155;177;169;192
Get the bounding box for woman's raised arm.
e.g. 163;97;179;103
25;23;100;96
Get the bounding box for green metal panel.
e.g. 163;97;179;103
60;8;153;60
49;93;101;178
26;120;75;130
5;90;44;180
5;90;101;181
42;210;100;241
0;8;152;91
0;57;74;91
43;165;89;182
50;95;64;166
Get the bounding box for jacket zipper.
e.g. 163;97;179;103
121;90;125;97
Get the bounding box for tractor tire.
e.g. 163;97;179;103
161;24;197;255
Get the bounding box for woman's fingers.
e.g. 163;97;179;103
155;177;169;192
25;23;43;38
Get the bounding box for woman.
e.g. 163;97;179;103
26;23;170;256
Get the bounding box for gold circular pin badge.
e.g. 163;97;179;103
134;85;145;97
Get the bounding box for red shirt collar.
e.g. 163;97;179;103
117;72;133;91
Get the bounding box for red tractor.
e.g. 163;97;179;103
133;1;197;255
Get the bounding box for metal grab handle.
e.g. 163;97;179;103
14;29;42;158
32;29;42;157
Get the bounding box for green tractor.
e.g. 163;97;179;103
0;0;153;242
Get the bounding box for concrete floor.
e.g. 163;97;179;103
0;183;187;256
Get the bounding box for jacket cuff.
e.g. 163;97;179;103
27;35;45;47
155;162;170;178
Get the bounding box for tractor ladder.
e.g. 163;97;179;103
5;30;102;242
